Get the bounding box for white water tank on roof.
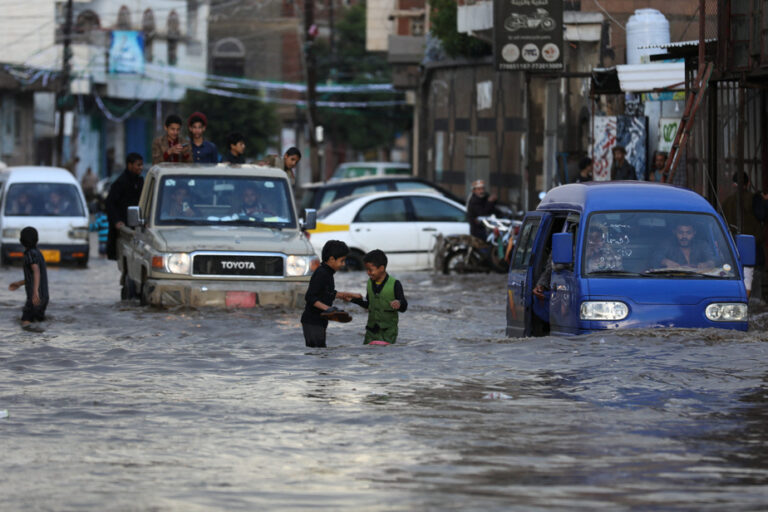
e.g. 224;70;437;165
626;9;670;65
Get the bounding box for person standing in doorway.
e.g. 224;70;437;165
105;153;145;260
610;145;636;180
647;151;668;182
187;112;219;164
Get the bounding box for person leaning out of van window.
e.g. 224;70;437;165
259;147;302;186
152;114;192;164
105;153;145;260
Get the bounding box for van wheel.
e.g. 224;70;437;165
343;250;365;272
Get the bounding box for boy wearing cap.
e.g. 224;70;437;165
188;112;219;163
467;179;497;240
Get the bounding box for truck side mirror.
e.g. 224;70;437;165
126;206;144;228
301;208;317;231
551;232;573;265
736;234;756;267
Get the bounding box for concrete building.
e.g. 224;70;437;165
0;0;209;176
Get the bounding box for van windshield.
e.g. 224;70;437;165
583;211;738;279
155;175;296;228
4;183;84;217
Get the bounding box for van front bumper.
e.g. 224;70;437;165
143;277;309;308
1;242;89;264
577;301;749;332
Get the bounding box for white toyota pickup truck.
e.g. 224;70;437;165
118;164;318;308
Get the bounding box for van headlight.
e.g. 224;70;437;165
68;227;89;240
286;255;318;276
705;303;748;322
2;228;20;239
580;301;629;321
151;253;191;275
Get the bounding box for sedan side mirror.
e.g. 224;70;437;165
301;208;317;231
552;232;573;266
126;206;144;228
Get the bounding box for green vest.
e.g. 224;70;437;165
364;276;399;344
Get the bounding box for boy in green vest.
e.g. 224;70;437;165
350;249;408;344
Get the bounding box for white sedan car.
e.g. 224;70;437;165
307;191;469;271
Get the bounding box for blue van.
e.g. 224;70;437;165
506;182;755;337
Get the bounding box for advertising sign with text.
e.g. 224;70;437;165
494;0;563;72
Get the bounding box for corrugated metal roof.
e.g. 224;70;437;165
637;38;717;50
616;62;685;92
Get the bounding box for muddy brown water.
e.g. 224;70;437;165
2;249;768;510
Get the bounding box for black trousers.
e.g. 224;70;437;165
22;300;48;322
302;323;327;348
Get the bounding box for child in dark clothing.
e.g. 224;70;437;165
350;249;407;344
8;227;49;331
300;240;357;348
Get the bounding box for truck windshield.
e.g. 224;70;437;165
4;183;84;217
583;211;738;279
155;175;296;228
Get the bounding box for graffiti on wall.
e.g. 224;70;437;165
592;116;647;181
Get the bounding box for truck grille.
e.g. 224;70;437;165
192;254;284;277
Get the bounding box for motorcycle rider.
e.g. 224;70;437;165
467;180;498;240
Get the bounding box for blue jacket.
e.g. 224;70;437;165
190;140;219;163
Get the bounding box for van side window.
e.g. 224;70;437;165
512;218;541;269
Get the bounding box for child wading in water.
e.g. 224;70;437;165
350;249;407;344
301;240;357;348
8;227;49;332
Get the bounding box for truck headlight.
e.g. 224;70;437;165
286;255;317;276
2;228;20;239
68;227;89;240
152;253;191;275
705;303;748;322
580;301;629;321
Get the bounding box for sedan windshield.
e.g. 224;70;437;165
583;211;738;279
4;183;84;217
155;175;295;228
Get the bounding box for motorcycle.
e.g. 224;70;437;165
504;8;556;32
435;216;520;274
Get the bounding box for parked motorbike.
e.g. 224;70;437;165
436;216;520;274
504;8;556;32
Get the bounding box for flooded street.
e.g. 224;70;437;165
3;246;768;510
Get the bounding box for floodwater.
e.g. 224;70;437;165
2;247;768;511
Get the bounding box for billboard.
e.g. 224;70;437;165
494;0;563;72
109;31;145;74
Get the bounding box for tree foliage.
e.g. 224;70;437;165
313;2;412;152
180;90;279;158
429;0;492;58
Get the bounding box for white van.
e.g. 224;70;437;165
0;166;90;266
329;161;411;181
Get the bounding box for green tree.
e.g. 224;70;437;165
429;0;492;58
313;2;412;152
180;90;279;158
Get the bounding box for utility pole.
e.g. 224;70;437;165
56;0;74;167
303;0;321;182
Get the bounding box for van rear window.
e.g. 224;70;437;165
4;183;84;217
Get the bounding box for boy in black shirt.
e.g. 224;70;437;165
301;240;356;348
8;227;49;331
